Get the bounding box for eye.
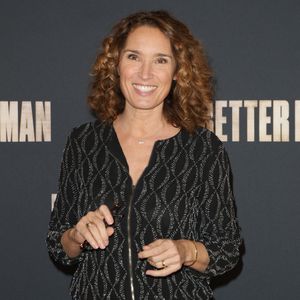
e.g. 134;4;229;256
155;57;168;64
127;53;139;61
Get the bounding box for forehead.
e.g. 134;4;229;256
123;26;173;54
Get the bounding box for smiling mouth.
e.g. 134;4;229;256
132;83;157;92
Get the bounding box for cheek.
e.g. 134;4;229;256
119;72;132;93
157;66;175;80
119;63;138;80
160;72;175;88
118;71;128;95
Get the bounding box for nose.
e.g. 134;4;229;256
138;61;153;80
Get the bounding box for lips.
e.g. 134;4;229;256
132;83;157;93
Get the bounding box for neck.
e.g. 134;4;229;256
115;107;167;137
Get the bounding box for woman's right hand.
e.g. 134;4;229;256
71;204;115;250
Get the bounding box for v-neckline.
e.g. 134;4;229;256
107;124;183;186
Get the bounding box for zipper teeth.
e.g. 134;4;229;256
127;188;135;300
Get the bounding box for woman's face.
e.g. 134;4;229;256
118;26;176;113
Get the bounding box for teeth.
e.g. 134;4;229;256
133;84;157;92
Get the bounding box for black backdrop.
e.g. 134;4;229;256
1;1;299;299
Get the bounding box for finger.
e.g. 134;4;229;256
139;247;167;259
138;240;168;259
147;251;170;266
76;222;99;249
146;264;179;277
88;214;115;248
78;212;106;247
147;249;180;269
98;205;114;225
106;226;114;237
150;245;181;263
76;209;114;249
87;220;109;249
144;239;164;248
160;256;180;268
89;214;115;245
78;223;114;250
147;258;166;269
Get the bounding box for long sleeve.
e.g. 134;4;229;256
46;130;85;266
198;141;242;277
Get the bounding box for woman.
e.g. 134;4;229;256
47;10;241;300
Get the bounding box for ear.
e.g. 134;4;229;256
172;71;177;81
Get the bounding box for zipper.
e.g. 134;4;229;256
127;185;135;300
106;147;138;300
107;128;159;299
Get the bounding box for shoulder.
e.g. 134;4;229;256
186;128;233;177
192;127;225;155
62;120;113;154
67;120;111;142
68;120;104;138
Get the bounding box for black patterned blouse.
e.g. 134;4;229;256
47;120;241;300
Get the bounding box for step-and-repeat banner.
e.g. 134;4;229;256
1;1;299;299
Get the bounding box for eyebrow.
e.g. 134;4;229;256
122;49;174;59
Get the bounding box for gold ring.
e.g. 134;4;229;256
86;222;91;228
80;240;88;250
162;260;166;268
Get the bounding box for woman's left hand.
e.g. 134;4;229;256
138;239;189;277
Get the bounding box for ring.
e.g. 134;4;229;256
162;260;167;268
86;222;91;228
80;240;88;250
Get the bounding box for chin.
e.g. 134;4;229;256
130;101;164;111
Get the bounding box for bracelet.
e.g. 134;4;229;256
185;240;198;267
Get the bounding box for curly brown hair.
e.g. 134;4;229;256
88;10;214;132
